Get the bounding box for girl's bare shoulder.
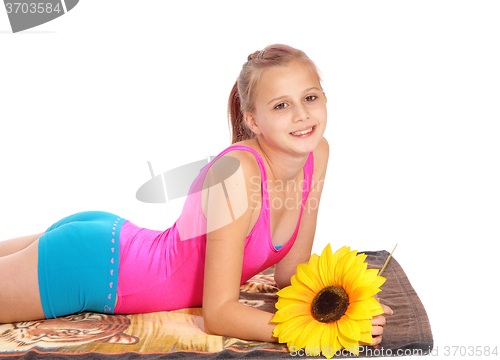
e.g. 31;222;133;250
208;146;262;192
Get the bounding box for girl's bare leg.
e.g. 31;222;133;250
0;239;45;323
0;232;45;257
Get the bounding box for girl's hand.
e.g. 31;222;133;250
360;303;393;346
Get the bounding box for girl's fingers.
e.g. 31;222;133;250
371;314;386;327
381;303;393;315
360;301;392;347
372;335;382;345
371;325;384;336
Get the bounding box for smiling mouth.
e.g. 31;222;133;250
290;126;314;136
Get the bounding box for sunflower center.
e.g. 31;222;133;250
310;286;349;323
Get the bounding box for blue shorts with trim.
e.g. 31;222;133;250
38;211;126;318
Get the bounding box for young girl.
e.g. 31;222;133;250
0;44;390;344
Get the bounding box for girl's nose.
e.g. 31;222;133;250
293;103;309;122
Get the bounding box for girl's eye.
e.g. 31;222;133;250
305;95;317;102
274;103;288;110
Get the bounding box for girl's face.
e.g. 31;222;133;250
245;60;327;156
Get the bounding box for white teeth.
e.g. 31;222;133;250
291;127;313;136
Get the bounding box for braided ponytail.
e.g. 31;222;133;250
228;81;255;144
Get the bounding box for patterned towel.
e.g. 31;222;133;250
0;251;433;358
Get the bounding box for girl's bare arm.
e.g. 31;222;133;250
202;151;278;342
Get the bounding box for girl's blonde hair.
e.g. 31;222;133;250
228;44;322;144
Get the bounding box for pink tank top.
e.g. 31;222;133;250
115;145;314;314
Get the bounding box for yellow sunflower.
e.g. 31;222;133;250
271;245;386;358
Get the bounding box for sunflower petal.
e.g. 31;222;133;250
364;270;386;287
361;269;386;287
337;326;359;355
274;315;311;343
364;268;380;277
304;323;324;357
337;315;361;341
296;263;324;293
307;254;323;288
275;296;307;310
276;285;315;303
319;244;335;286
345;299;373;320
348;285;381;303
371;306;385;317
345;268;376;288
332;246;351;262
359;331;374;344
362;296;384;317
342;262;367;292
373;275;386;288
307;253;320;273
295;319;322;351
272;302;311;322
353;252;367;265
320;323;341;359
363;295;383;310
357;319;373;333
334;250;357;285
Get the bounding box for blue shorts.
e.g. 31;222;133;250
38;211;127;318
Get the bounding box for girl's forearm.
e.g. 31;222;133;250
203;300;279;343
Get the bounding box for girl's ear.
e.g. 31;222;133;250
244;112;262;135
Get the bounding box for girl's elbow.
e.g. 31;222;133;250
202;299;237;336
274;273;291;290
202;309;216;335
276;279;291;290
203;321;217;336
202;305;225;336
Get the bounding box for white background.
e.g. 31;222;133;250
1;1;499;357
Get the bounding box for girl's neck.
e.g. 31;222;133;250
252;139;309;183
